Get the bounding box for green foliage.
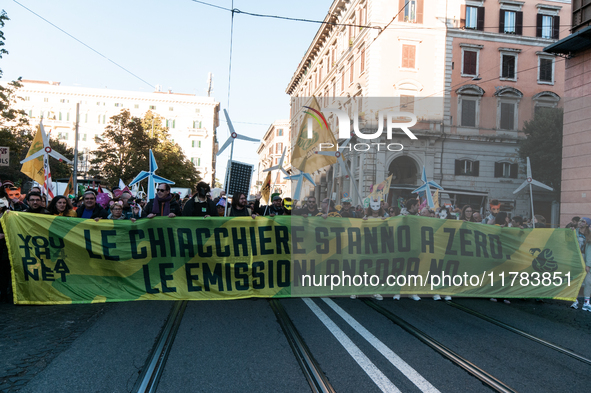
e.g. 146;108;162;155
0;10;34;184
89;110;201;188
518;107;563;193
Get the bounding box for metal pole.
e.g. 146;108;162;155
224;140;234;217
326;164;336;215
73;102;80;196
530;183;535;228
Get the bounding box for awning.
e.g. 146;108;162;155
544;26;591;56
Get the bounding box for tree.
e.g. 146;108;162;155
0;10;33;185
89;110;201;189
518;107;563;193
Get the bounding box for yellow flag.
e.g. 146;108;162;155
20;125;45;185
260;171;272;204
64;174;74;196
291;96;337;173
433;189;440;210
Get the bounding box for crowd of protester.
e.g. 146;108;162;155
0;178;589;310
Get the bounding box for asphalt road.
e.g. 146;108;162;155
1;296;590;393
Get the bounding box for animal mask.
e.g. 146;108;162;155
370;199;381;211
7;187;23;201
283;199;293;210
489;199;501;215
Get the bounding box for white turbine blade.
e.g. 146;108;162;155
513;181;529;194
316;151;335;157
20;149;44;164
302;172;317;187
526;157;532;179
263;165;279;173
426;180;443;190
216;137;233;156
278;147;286;167
223;109;236;135
337;156;349;176
39;121;50;147
49;150;73;164
235;134;260;143
129;171;150;185
530;179;553;191
411;184;428;194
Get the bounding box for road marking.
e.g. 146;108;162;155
302;298;400;393
322;298;440;393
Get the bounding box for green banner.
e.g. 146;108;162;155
1;211;585;304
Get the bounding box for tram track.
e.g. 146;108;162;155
132;300;188;393
361;298;518;393
269;299;336;393
446;300;591;366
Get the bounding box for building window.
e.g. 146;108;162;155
268;147;273;156
193;120;202;128
341;70;345;91
60;99;68;103
536;13;559;39
167;119;175;128
28;110;32;117
400;95;415;113
67;112;70;121
466;6;478;29
501;53;516;80
169;107;174;111
85;114;88;123
401;44;416;69
461;99;477;127
149;105;156;110
277;128;283;136
494;162;518;178
134;104;139;109
499;8;523;35
198;140;201;148
44;98;49;102
58;132;69;141
102;115;106;124
24;96;30;101
59;112;63;121
455;160;479;176
349;59;354;84
276;142;283;154
538;57;554;83
360;47;365;74
399;0;423;24
195;108;200;113
78;133;87;141
462;50;478;76
500;102;515;130
114;103;122;107
192;140;195;148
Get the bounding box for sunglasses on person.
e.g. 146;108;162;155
157;188;167;192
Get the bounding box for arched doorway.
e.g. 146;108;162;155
387;156;419;208
388;156;418;185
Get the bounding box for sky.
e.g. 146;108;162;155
1;0;332;179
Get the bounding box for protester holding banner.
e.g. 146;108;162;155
144;184;182;218
254;193;284;216
317;198;341;218
282;197;293;215
24;192;49;215
571;217;591;310
460;205;475;222
76;191;108;219
294;196;319;217
47;195;77;217
228;192;256;218
0;197;10;303
339;198;357;218
182;182;217;217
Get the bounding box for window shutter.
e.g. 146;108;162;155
510;163;518;179
499;10;505;33
477;7;485;31
460;5;466;28
473;161;480;177
416;0;424;24
409;45;416;68
536;14;543;37
398;0;406;21
455;160;462;175
494;162;502;178
553;16;560;39
402;45;409;68
516;11;523;35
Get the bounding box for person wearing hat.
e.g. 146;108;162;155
339;197;356;218
183;181;217;217
254;192;285;216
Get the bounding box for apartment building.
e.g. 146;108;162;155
10;80;220;185
254;120;291;200
286;0;567;223
543;0;591;226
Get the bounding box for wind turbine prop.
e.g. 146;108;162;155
284;171;316;201
262;147;289;214
513;157;553;225
128;149;174;200
314;131;364;206
21;120;73;198
411;166;444;209
217;109;260;216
